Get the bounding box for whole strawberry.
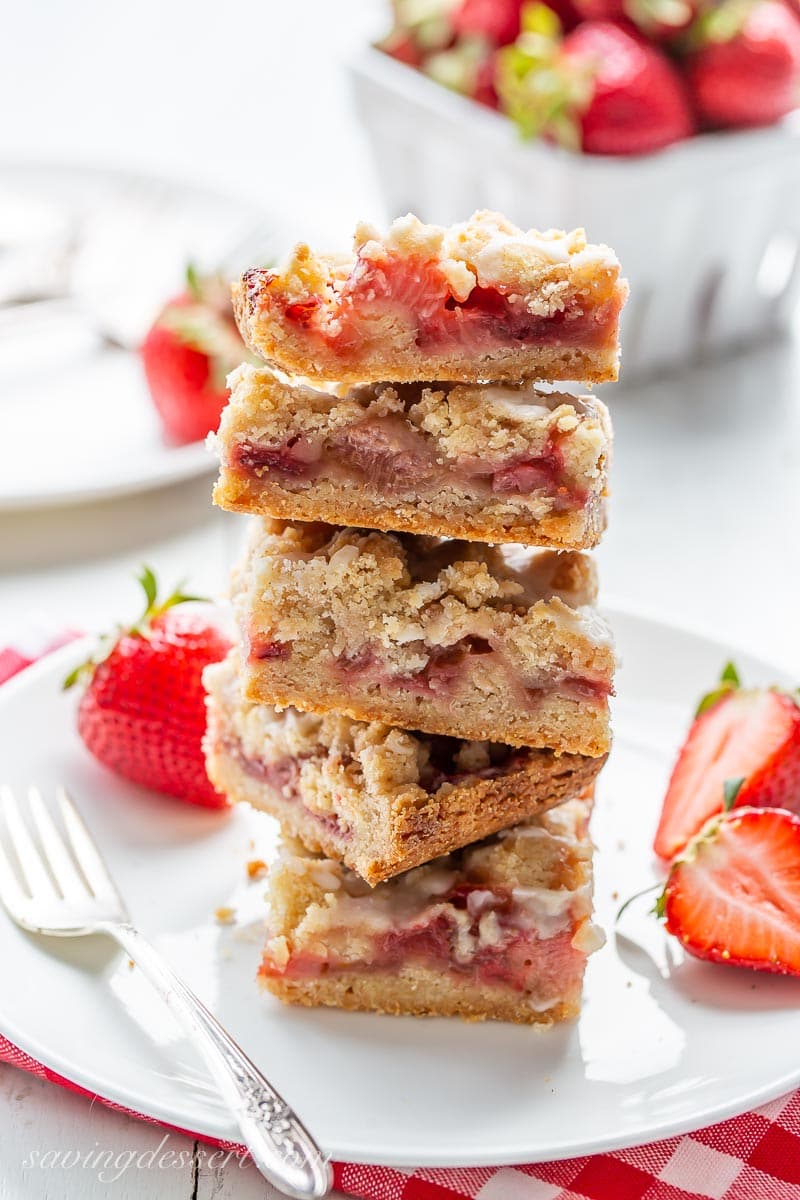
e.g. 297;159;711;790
562;21;696;152
497;9;695;153
684;0;800;128
451;0;526;44
378;0;456;65
141;266;254;445
424;40;501;106
66;569;232;808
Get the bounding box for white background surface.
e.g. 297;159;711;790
1;1;800;1196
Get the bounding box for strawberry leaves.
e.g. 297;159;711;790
63;660;90;691
495;3;594;149
64;567;208;690
683;0;757;49
694;661;800;718
132;566;206;632
723;776;745;811
155;267;260;389
185;262;203;302
157;304;253;384
621;774;760;928
695;660;741;717
424;37;491;97
616;882;663;921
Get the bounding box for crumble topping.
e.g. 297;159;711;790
280;210;621;323
240;520;609;675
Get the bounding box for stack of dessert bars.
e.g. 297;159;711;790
204;211;627;1025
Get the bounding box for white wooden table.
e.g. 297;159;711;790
2;2;800;1195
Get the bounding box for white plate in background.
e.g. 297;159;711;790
0;164;284;510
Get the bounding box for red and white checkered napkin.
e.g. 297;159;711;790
334;1098;800;1200
3;637;800;1200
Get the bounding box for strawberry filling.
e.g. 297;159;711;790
273;251;620;356
420;737;529;791
223;731;541;853
331;416;434;492
332;645;376;677
391;638;495;695
231;420;587;510
415;283;601;353
249;637;292;661
234;435;323;478
229;729;530;806
487;444;587;510
225;739;348;839
332;635;610;708
260;883;584;998
526;675;612;704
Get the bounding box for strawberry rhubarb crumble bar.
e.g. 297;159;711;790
204;651;605;885
233;211;627;385
259;792;603;1023
235;521;614;754
214;366;612;550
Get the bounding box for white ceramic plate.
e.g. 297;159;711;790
0;611;799;1167
0;164;281;510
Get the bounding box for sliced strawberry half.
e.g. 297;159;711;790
660;807;800;976
654;665;800;861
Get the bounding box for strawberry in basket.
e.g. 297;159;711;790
571;0;700;39
683;0;800;128
451;0;527;42
496;7;694;153
378;0;459;69
379;0;800;146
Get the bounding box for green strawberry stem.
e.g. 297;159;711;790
620;773;746;922
495;4;594;149
695;659;741;717
616;882;664;922
626;774;748;925
185;262;203;302
723;776;745;811
424;37;488;96
694;661;800;719
626;0;695;31
63;567;208;690
131;566;206;631
680;0;757;51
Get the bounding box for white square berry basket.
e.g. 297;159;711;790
350;46;800;378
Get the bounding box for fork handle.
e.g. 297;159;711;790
105;921;331;1199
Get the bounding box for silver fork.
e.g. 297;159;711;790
0;785;331;1200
